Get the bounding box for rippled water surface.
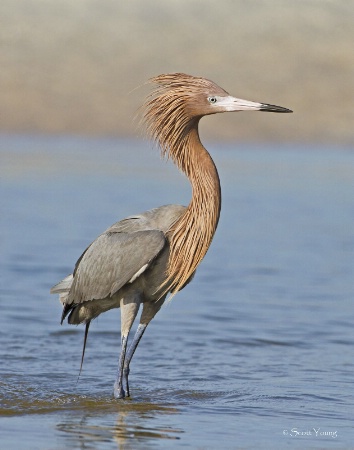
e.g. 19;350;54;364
1;135;353;449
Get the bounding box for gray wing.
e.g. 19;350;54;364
63;229;166;305
51;205;187;309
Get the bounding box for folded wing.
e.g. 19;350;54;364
51;229;166;315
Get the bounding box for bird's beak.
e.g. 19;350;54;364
219;96;292;113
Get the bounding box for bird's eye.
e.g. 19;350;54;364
208;96;217;104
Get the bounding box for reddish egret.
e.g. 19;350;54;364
51;73;292;398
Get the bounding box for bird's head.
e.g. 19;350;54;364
143;73;292;158
144;73;292;122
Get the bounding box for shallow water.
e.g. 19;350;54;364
1;135;353;449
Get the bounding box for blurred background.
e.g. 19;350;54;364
1;0;353;143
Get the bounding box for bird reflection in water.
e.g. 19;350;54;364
56;402;182;448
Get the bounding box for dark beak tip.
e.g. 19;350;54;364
280;108;293;114
260;103;293;113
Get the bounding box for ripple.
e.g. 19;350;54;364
0;382;180;416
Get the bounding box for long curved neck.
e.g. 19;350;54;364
166;123;221;294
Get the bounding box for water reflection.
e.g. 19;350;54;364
57;402;182;449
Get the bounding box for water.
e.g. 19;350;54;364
1;135;353;449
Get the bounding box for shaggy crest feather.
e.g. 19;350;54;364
143;73;223;295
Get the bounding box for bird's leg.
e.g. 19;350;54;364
123;298;165;397
123;323;147;397
114;334;129;399
113;298;140;399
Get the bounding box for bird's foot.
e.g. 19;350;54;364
113;381;125;399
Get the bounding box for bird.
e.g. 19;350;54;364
50;73;292;399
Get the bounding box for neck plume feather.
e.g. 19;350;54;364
143;74;222;295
